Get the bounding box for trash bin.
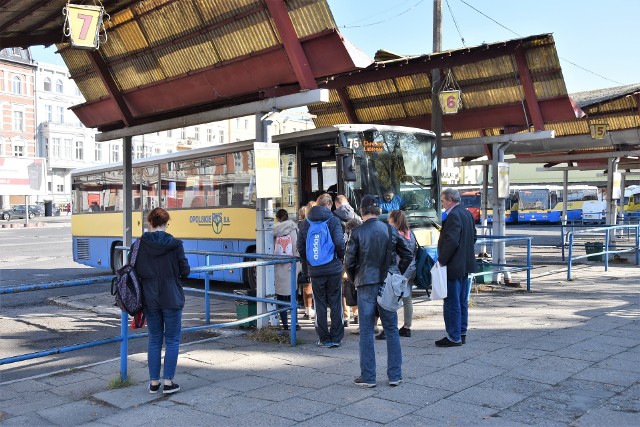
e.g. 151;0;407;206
585;242;604;261
234;290;256;328
475;259;492;284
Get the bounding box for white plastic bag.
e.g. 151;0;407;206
430;261;448;300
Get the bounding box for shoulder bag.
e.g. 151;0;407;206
377;225;409;312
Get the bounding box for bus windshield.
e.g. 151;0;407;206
341;129;438;227
519;189;550;210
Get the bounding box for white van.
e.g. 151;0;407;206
582;201;607;224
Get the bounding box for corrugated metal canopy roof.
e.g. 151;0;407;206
309;33;581;137
0;0;372;132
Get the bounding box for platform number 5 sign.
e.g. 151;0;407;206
590;124;608;140
64;4;105;49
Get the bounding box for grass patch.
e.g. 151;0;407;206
108;376;134;389
247;327;302;345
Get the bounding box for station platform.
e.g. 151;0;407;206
1;256;638;426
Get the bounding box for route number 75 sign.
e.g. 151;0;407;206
66;4;104;49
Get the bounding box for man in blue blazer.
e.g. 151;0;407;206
436;188;477;347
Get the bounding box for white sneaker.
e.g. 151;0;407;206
309;308;316;318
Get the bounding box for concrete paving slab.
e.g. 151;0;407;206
573;407;639;426
262;396;337;422
447;385;527;409
36;400;118;426
571;366;640;387
337;396;420;424
412;398;499;423
296;410;381;426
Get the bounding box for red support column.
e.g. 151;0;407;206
265;0;317;90
514;48;544;131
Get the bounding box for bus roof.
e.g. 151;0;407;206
71;124;436;177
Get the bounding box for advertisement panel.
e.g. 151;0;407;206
0;157;47;196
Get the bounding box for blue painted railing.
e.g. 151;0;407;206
566;225;640;281
470;235;533;292
0;252;298;381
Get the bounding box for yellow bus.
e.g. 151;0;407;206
71;125;439;289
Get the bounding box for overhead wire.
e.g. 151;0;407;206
458;0;624;87
340;0;427;29
445;0;465;46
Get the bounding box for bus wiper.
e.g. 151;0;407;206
404;176;430;189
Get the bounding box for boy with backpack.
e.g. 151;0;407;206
297;193;345;347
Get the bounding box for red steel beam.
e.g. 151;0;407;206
265;0;317;90
88;50;133;127
514;48;545;131
356;97;575;132
336;87;358;123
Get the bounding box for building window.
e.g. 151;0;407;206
207;129;213;143
155;148;161;155
12;76;22;94
63;139;72;159
244;119;249;129
44;77;52;91
56;184;64;192
219;130;225;144
95;142;102;162
111;144;120;162
288;187;294;206
180;128;186;139
287;156;294;177
13;111;24;131
75;141;83;160
52;138;61;158
12;144;24;157
57;106;64;123
46;105;53;122
167;129;172;138
233;152;242;172
56;79;63;93
194;127;200;141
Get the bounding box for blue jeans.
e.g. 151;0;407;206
145;307;182;381
357;284;402;383
311;274;344;344
443;277;470;343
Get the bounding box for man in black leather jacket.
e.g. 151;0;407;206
345;195;412;388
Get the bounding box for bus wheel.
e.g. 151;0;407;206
243;250;257;293
111;243;124;274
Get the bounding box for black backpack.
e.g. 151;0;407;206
111;239;144;316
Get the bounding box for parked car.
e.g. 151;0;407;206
1;205;39;220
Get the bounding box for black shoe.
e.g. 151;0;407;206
398;327;411;337
352;316;359;325
435;337;462;347
375;331;386;340
303;314;310;320
162;382;180;394
148;382;161;394
461;334;466;344
354;376;376;388
344;320;350;327
389;378;403;387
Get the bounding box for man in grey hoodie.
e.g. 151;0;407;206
298;193;346;347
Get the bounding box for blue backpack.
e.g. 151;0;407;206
414;242;435;294
305;218;335;266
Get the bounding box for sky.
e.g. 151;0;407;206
31;0;639;94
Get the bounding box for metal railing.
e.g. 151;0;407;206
566;225;640;281
0;252;298;381
470;235;533;292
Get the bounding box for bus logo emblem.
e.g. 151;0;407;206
212;213;223;234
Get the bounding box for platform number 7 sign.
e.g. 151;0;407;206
63;4;106;50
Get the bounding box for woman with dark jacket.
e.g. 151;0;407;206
135;208;190;394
